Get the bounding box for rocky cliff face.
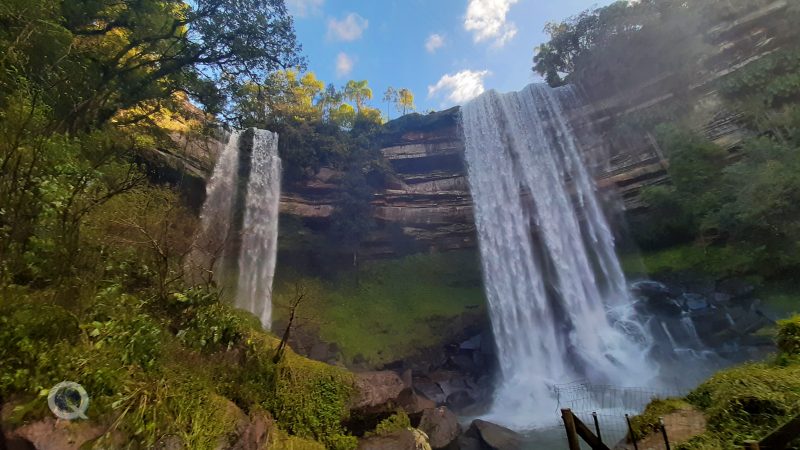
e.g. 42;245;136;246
150;1;792;253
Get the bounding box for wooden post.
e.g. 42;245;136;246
593;411;603;444
625;414;639;450
743;440;760;450
659;417;671;450
561;409;581;450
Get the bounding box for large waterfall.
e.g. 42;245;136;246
460;84;654;428
194;129;282;330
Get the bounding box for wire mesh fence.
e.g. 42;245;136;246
543;380;696;449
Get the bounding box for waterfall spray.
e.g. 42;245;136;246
460;84;655;429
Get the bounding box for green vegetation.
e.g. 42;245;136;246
627;318;800;449
533;0;799;90
0;1;367;448
273;250;486;367
366;410;411;437
0;284;356;448
629;398;691;439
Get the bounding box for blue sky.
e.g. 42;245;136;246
286;0;612;115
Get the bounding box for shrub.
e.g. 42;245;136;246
776;316;800;356
367;410;411;436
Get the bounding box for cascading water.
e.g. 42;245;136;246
235;130;282;329
460;84;655;429
194;130;242;273
193;129;281;330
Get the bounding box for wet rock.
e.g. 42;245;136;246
631;280;671;301
681;293;710;311
445;391;476;411
417;408;460;449
460;335;482;351
466;420;523;450
358;428;432;450
414;380;447;404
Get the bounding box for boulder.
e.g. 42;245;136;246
681;293;710;311
358;428;432;450
417;408;460;449
413;380;447;404
230;409;274;450
466;419;523;450
398;389;436;416
631;280;671;302
2;417;106;450
716;278;755;299
352;371;407;415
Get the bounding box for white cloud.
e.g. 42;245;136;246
428;70;491;105
464;0;519;47
285;0;324;17
425;34;445;53
335;52;354;77
327;13;368;42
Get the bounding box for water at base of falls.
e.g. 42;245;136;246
460;84;656;429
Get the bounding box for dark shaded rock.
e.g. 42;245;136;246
414;380;446;404
398;389;437;416
681;293;710;311
418;408;460;449
631;280;671;301
459;335;481;351
466;420;523;450
445;391;476;411
401;369;413;389
456;435;483;450
716;279;755;299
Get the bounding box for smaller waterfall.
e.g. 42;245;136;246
236;130;282;329
193;129;282;330
192;131;242;275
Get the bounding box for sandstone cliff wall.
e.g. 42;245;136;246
148;0;792;254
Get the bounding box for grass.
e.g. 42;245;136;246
620;244;800;319
619;244;759;278
273;250;487;367
629;398;692;439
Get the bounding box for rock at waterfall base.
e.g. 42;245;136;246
417;407;460;449
464;419;523;450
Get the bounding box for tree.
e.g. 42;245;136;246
397;88;415;116
0;0;303;131
383;87;397;120
344;80;373;112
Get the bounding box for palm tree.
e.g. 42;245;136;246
344;80;373;112
383;86;397;120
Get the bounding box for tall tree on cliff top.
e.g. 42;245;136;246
383;87;397;120
397;88;416;116
344;80;373;112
